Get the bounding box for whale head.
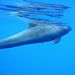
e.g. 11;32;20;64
57;25;71;36
46;24;71;44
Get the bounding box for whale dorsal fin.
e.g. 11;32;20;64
53;37;61;44
29;23;37;28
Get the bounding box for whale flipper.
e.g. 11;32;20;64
53;37;61;44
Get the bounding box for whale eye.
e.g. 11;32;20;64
63;26;71;31
60;25;71;35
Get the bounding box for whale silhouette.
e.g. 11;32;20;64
0;1;71;49
0;18;71;49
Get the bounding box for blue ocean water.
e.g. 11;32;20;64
0;0;74;75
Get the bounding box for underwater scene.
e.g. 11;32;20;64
0;0;74;75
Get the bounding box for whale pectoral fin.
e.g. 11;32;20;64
53;37;61;44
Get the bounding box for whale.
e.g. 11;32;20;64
0;18;71;49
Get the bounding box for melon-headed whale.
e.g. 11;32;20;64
0;18;71;49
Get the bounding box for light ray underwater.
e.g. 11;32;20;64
0;0;71;49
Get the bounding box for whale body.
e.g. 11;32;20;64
0;23;71;49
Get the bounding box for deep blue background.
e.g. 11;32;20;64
0;0;75;75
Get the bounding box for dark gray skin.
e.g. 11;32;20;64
0;23;71;49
